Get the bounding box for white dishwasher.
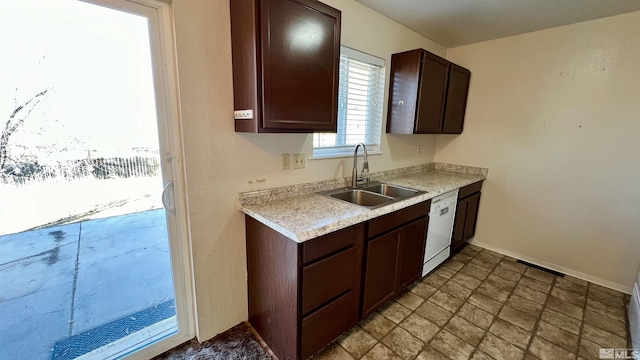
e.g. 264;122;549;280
422;190;459;276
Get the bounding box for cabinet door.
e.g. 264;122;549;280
362;230;399;317
451;197;468;252
463;193;481;241
415;52;449;133
452;191;482;252
260;0;340;131
442;64;471;134
396;217;428;290
386;50;422;134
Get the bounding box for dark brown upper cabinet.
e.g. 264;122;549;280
386;49;471;134
230;0;341;133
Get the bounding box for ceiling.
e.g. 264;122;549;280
354;0;640;47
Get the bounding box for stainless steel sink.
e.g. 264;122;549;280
330;189;394;208
363;183;421;198
319;182;426;209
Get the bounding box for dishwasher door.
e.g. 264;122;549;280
423;190;458;276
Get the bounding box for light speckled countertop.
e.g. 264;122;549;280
239;163;487;243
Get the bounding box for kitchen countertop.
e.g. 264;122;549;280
239;163;487;243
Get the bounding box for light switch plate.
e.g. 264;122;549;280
293;153;305;169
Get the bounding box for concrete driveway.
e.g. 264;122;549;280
0;209;175;360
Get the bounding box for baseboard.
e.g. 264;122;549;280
468;239;633;294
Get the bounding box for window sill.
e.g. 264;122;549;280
308;150;383;160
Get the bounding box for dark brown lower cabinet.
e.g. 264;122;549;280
362;217;428;317
246;217;364;360
362;203;430;318
451;181;483;253
246;200;430;359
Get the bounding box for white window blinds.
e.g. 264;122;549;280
313;47;385;157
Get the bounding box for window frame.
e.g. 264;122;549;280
311;46;385;159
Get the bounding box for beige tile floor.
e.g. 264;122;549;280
313;245;631;360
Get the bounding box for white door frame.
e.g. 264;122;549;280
79;0;196;358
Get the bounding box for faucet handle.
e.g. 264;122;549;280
356;175;371;187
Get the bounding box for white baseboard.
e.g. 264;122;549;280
468;239;633;294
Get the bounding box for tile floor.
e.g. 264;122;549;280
312;244;631;360
154;244;631;360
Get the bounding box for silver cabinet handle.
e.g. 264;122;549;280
162;181;175;214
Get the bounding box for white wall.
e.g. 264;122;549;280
436;11;640;292
172;0;443;340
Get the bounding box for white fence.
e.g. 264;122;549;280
1;152;161;185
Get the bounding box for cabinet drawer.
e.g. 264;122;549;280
302;247;355;315
303;225;356;265
368;201;430;238
301;291;356;360
458;180;483;199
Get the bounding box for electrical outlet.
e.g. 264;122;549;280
233;109;254;119
281;153;290;170
417;144;422;155
293;153;306;169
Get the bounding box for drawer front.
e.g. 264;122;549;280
458;180;483;199
301;291;356;360
303;225;356;265
368;200;430;238
302;247;355;315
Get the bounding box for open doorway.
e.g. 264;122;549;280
0;0;193;359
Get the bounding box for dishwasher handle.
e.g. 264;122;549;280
430;198;457;213
430;205;452;217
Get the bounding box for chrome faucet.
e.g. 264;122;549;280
352;143;370;188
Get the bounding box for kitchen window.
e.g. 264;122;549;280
312;46;385;158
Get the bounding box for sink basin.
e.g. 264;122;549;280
330;189;393;208
363;183;421;199
319;182;426;209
